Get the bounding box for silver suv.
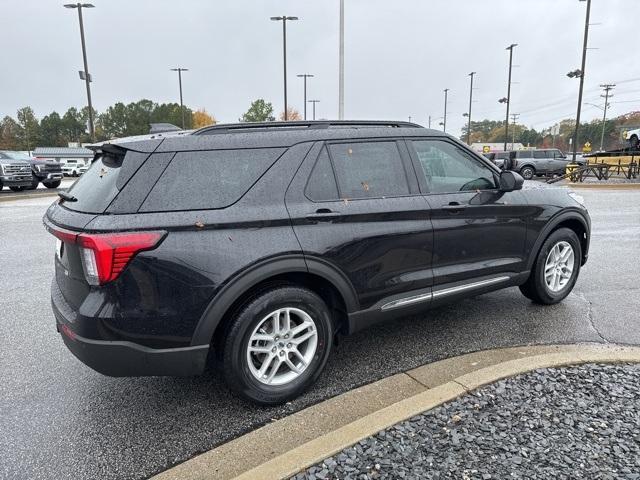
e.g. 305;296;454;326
511;149;581;179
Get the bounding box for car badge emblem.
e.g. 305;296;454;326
99;168;107;178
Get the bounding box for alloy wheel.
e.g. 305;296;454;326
246;307;318;386
544;240;575;292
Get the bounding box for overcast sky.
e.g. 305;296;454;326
1;0;638;136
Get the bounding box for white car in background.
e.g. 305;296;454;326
61;159;88;177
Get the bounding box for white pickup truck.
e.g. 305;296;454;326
624;128;640;150
62;159;89;177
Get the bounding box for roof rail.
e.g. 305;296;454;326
193;120;423;135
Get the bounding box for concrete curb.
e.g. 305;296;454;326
0;191;59;203
152;344;640;480
564;182;640;189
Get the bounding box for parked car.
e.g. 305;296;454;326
45;120;590;405
485;151;514;170
511;148;583;179
0;151;33;191
62;159;88;177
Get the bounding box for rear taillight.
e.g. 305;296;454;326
47;226;165;285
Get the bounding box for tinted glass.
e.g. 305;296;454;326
328;142;409;199
411;140;496;194
517;150;532;158
305;147;339;201
140;148;284;212
533;150;546;159
63;155;120;213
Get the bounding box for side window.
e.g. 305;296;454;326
411;140;497;194
533;150;546;159
305;147;339;201
518;150;532;159
328;141;409;199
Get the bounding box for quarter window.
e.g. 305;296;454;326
533;150;546;159
328;141;409;199
305;147;339;201
411;140;496;194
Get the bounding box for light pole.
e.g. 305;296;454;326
443;88;449;133
308;100;320;120
297;74;314;120
599;83;615;151
338;0;345;119
64;3;95;142
503;43;517;151
170;68;189;129
467;72;476;144
271;15;299;121
569;0;592;161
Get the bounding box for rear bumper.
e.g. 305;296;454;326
51;281;209;377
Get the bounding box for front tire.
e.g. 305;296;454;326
520;166;535;180
222;286;333;405
629;135;639;151
519;227;581;304
44;180;61;189
9;186;25;192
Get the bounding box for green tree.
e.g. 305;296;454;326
0;116;21;150
97;102;128;139
240;99;275;122
16;106;39;152
151;102;192;129
61;107;86;144
39;112;65;146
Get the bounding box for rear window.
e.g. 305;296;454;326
139;148;285;212
62;155;120;213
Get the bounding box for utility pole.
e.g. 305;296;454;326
571;0;591;161
428;115;431;129
338;0;345;119
510;113;520;149
467;72;476;145
503;44;517;151
170;68;188;129
308;99;320;120
297;74;314;120
443;88;449;133
271;15;299;120
64;3;95;142
599;83;615;151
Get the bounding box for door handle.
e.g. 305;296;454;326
306;209;341;222
442;202;466;213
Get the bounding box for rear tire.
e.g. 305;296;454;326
222;286;333;405
630;135;639;151
519;227;581;304
520;166;535;180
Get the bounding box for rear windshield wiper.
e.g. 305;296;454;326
58;191;78;202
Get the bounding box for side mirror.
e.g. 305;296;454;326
499;170;524;192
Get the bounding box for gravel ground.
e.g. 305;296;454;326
295;364;640;480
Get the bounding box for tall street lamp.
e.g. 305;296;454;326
170;68;189;129
466;72;476;145
308;100;320;120
297;74;314;120
64;3;95;142
443;88;449;133
503;43;517;151
271;15;299;121
569;0;592;161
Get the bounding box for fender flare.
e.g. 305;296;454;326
190;254;359;346
526;210;590;271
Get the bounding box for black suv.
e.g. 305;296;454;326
45;121;590;404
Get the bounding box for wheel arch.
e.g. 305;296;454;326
526;211;590;271
190;255;358;348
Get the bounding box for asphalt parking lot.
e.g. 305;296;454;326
1;188;639;480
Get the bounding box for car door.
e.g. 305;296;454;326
285;140;434;311
406;138;529;288
532;150;549;173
